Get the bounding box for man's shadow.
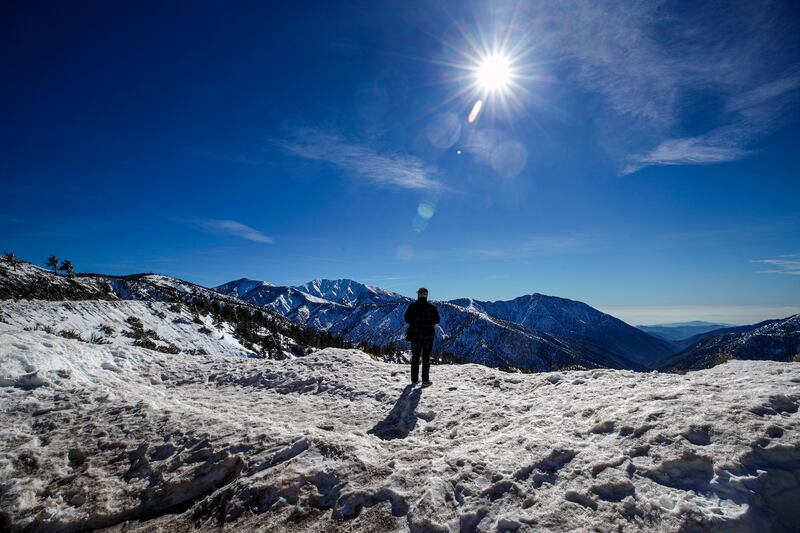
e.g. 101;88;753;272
368;385;422;441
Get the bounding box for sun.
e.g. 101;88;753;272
475;53;512;93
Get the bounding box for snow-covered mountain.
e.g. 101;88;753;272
294;278;405;306
450;294;674;367
2;336;798;532
214;277;274;298
216;278;670;371
660;314;800;371
668;319;784;351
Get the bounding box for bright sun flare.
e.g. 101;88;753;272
476;53;512;92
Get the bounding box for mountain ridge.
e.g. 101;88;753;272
637;322;733;343
659;315;800;370
5;258;796;374
215;277;670;371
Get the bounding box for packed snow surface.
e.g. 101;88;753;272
2;331;800;531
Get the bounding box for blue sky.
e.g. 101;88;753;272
2;1;799;324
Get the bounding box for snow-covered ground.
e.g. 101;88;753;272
2;323;799;532
0;300;255;358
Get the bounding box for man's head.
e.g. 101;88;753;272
417;287;429;300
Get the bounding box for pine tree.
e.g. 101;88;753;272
2;252;20;271
212;314;224;335
46;254;59;274
59;259;75;278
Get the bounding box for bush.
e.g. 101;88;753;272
98;324;114;336
198;326;212;335
58;330;83;341
168;303;183;313
156;343;180;354
792;353;800;363
88;333;111;345
133;338;157;350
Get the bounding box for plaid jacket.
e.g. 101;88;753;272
404;299;440;342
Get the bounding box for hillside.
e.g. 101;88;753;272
1;331;798;532
0;260;345;359
660;315;800;371
0;300;271;358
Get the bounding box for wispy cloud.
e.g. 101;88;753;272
622;134;753;174
523;1;800;173
751;254;800;276
273;129;451;192
191;219;274;243
624;71;800;173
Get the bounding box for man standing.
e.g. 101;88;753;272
404;287;440;386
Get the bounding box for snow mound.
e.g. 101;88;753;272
1;332;799;532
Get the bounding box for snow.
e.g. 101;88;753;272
0;300;256;358
2;319;800;531
291;278;407;306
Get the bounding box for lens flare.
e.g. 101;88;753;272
417;201;435;219
476;53;512;92
468;99;483;123
427;14;545;123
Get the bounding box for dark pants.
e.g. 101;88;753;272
410;340;433;383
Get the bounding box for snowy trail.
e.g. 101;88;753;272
2;328;800;532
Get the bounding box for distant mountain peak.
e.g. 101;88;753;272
293;278;407;306
215;278;274;298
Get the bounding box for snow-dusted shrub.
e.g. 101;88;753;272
58;329;83;341
156;343;180;354
36;324;55;335
132;337;157;350
88;332;110;345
